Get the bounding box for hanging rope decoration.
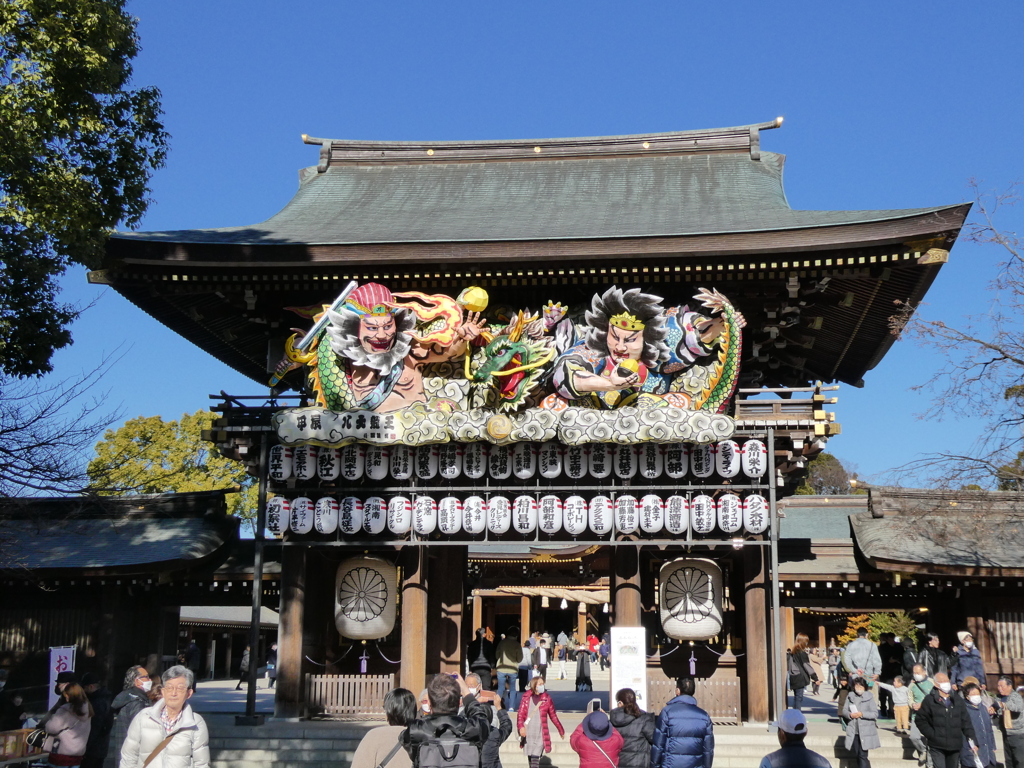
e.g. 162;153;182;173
375;642;402;665
304;642;355;668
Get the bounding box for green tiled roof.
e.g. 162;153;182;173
778;496;866;540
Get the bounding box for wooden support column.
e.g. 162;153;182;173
744;545;770;723
401;548;429;690
612;545;643;627
521;597;531;643
578;602;588;641
783;606;795;649
472;595;483;633
435;547;466;675
818;624;827;651
275;546;306;719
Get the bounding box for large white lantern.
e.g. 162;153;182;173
664;444;689;479
615;494;639;534
314;497;339;534
438;443;463;481
714;440;741;478
340;444;365;481
565;445;588;480
390;445;414;480
387;496;412;534
512;443;537;480
266;496;289;537
339;497;363;535
487;496;511;534
415;445;439;480
293;445;318;481
488;445;512;480
614;444;638;480
639;444;663;480
365;445;389;481
691;445;714;478
463;495;487;535
413;496;437;535
512;495;538;534
539;495;562;534
664;495;689;535
317;448;341;481
690;494;715;533
640;494;664;534
335;556;397;640
588;495;613;535
743;494;769;534
742;439;768;478
463;443;487;480
289;496;313;534
362;496;387;535
717;493;742;533
269;445;293;482
539;442;563;479
563;495;588;536
438;496;463;535
589;444;612;479
659;558;724;640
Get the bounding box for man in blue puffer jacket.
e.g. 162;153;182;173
651;677;715;768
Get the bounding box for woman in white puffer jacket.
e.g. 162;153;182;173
119;666;209;768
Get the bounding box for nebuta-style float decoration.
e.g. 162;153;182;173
272;282;744;447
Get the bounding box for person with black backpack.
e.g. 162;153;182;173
401;674;491;768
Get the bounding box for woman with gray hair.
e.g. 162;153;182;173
350;688;417;768
119;666;209;768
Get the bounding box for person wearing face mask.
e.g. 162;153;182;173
466;673;513;768
916;673;977;768
401;674;491;768
951;633;986;693
516;676;564;768
0;670;28;730
843;677;880;768
995;676;1024;768
108;666;152;764
908;664;936;767
960;683;997;768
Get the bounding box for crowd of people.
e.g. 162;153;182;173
786;627;1024;768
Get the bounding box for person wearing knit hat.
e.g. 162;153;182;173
758;710;832;768
951;632;987;691
571;710;624;768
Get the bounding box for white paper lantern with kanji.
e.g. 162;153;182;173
639;444;663;480
512;495;538;534
717;493;742;533
664;495;689;535
293;445;318;481
340;444;365;481
339;497;363;534
659;558;724;640
640;494;664;533
488;445;512;480
362;497;387;535
463;443;487;480
743;494;769;534
487;496;511;534
415;445;439;480
615;494;639;534
413;496;437;535
387;496;412;534
664;444;689;479
742;439;768;478
390;445;414;480
463;495;487;535
289;496;313;534
266;496;289;537
714;440;741;479
589;495;613;535
512;443;537;480
269;445;293;482
691;494;715;533
539;442;562;479
589;444;612;479
539;495;563;534
317;448;341;481
563;495;588;536
335;556;397;640
438;443;463;481
314;497;339;534
614;444;638;480
691;445;714;479
365;445;389;481
438;496;463;535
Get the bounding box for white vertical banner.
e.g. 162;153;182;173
48;646;76;709
610;627;648;711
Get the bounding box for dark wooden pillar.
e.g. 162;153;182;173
521;597;531;643
401;548;428;691
612;545;642;627
275;546;306;718
744;545;770;722
433;547;466;675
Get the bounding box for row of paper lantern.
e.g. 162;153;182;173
268;492;769;537
269;439;768;483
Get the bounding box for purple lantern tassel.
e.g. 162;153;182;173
689;650;696;676
360;643;369;674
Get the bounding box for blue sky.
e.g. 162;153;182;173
52;0;1023;483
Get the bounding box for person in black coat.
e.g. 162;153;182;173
920;633;951;679
80;673;113;768
467;628;496;691
107;666;152;766
609;688;655;768
915;673;977;768
575;648;593;692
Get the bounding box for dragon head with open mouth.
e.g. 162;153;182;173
467;311;555;412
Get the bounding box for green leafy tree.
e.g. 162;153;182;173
0;0;168;377
795;452;859;495
88;411;258;532
837;611;918;647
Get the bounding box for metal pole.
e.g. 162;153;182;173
240;433;269;724
768;427;785;719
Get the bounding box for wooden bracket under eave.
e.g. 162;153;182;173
917;248;949;265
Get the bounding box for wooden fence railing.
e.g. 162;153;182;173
648;677;741;724
305;673;394;718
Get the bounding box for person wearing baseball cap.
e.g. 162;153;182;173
759;709;832;768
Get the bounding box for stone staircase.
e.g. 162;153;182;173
204;714;925;768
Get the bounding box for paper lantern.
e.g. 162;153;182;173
387;496;412;534
335;556;397;640
664;444;689;480
563;495;588;536
539;495;563;534
293;445;318;481
691;494;715;533
615;494;639;534
488;496;511;534
314;497;339;534
664;495;689;535
512;495;538;534
463;443;487;480
463;495;487;535
564;445;589;480
539;442;563;479
742;439;768;478
589;444;612;479
365;445;389;481
639;444;663;480
289;496;313;534
717;493;742;533
614;444;638;480
317;448;341;481
438;443;463;481
341;444;366;481
362;496;387;535
390;445;414;480
659;558;724;640
266;496;289;536
588;495;613;535
691;445;714;478
714;440;741;478
438;496;463;535
415;445;439;480
339;497;363;534
413;496;437;535
269;445;293;482
640;494;664;534
488;445;512;480
743;494;769;534
512;443;537;480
